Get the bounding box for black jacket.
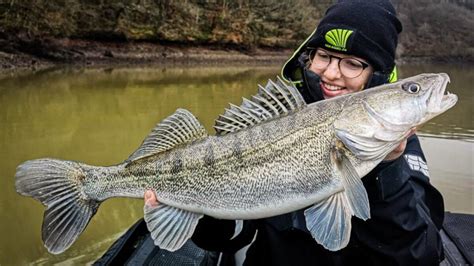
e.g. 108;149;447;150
192;134;445;266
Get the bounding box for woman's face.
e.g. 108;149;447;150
308;48;373;99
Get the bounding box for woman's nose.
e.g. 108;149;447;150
322;59;342;80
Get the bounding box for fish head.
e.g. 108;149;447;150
333;73;457;165
362;73;457;130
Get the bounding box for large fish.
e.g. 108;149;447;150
15;73;457;254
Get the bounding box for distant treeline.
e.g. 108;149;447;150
392;0;473;61
0;0;472;61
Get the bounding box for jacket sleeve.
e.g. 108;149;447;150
191;216;258;253
352;134;445;265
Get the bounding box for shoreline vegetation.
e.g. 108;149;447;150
0;0;472;74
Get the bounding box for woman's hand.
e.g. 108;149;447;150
383;128;417;162
144;189;159;207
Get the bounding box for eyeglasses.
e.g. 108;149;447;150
308;49;370;78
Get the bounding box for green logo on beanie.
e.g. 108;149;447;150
324;29;353;51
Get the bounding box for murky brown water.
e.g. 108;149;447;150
0;64;472;264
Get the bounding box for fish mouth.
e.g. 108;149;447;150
424;73;458;122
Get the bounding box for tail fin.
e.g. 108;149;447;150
15;159;100;254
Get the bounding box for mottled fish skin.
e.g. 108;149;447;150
84;99;346;219
80;73;458;220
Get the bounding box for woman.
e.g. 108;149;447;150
145;1;445;265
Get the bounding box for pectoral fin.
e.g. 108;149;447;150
337;150;370;220
331;141;370;220
144;203;203;251
305;142;371;251
304;192;352;251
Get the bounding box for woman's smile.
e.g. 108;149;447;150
320;80;347;98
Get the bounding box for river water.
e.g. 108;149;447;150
0;63;472;264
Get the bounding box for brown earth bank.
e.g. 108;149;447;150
0;37;294;74
0;41;299;80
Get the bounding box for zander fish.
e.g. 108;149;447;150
15;73;457;254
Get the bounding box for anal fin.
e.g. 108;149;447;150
144;203;203;251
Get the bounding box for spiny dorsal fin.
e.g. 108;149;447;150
126;109;207;164
214;76;306;135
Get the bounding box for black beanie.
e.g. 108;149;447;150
307;0;402;74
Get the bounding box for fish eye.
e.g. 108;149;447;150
402;82;421;93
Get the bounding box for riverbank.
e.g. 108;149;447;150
0;38;293;75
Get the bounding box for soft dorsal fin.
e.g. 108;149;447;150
126;109;208;164
214;76;306;136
